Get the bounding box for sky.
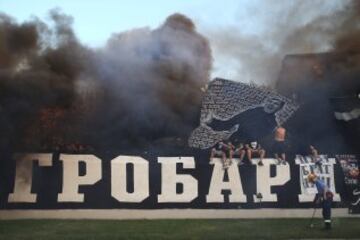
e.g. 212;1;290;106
0;0;249;46
0;0;348;83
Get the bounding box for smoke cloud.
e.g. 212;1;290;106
0;11;211;151
206;0;360;85
91;13;211;148
1;1;359;153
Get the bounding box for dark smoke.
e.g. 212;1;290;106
333;1;360;53
0;11;211;152
200;0;359;154
1;1;359;153
275;0;360;154
206;0;360;86
89;13;211;149
0;10;87;151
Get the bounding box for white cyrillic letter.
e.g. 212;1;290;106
57;154;101;202
158;157;198;203
206;158;246;203
111;156;149;202
8;153;53;203
254;159;290;202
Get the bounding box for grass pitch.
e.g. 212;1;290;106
0;218;359;239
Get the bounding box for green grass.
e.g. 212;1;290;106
0;218;359;240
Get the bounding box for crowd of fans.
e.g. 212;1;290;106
210;126;322;170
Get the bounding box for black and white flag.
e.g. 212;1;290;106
188;78;299;149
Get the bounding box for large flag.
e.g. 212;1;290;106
188;78;299;149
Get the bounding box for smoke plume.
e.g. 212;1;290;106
91;13;211;148
206;0;360;86
0;11;211;151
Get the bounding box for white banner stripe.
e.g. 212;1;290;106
334;108;360;121
0;209;358;220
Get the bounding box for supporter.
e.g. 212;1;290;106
308;173;334;230
309;145;322;166
273;126;287;165
247;141;265;166
210;140;234;169
210;141;227;168
224;140;235;168
233;143;247;165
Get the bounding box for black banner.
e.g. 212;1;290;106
0;152;351;210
